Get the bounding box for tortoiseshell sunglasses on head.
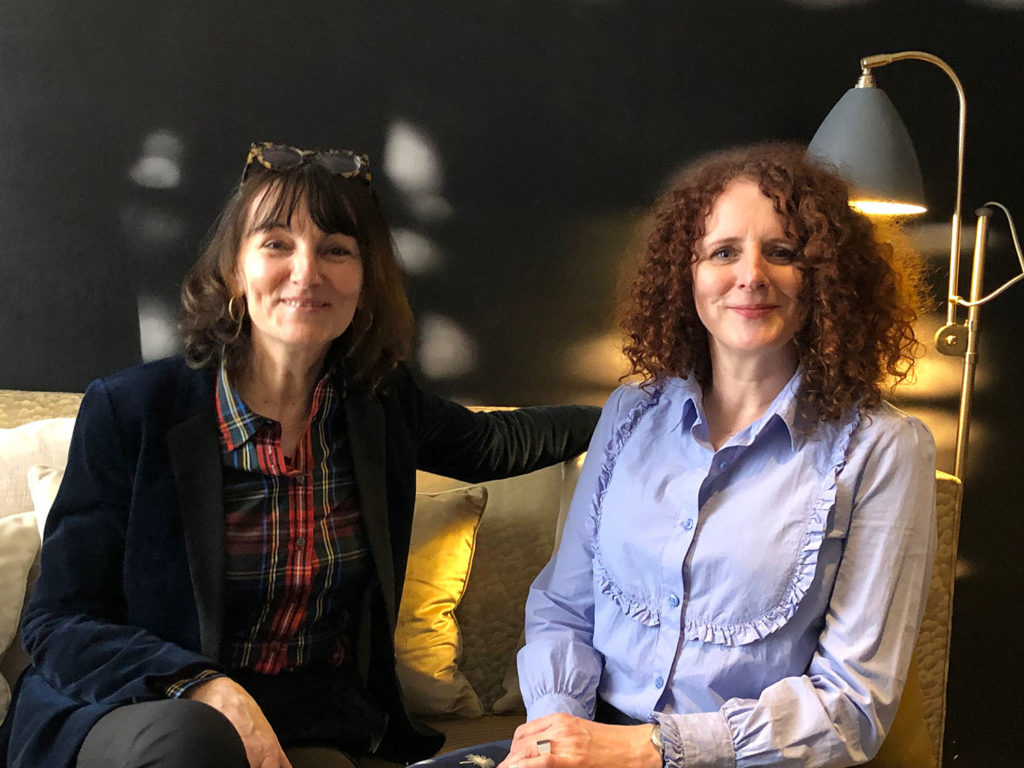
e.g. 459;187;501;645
241;141;371;186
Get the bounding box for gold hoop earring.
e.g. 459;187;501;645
227;295;246;342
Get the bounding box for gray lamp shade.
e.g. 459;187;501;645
808;86;927;212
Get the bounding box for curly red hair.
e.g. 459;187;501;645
621;143;925;421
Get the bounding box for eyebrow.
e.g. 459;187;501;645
703;235;796;247
246;220;288;236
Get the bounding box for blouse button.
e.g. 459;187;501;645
667;594;680;608
654;675;664;688
682;518;695;531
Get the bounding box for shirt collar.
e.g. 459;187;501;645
671;368;808;451
215;362;267;452
214;361;339;453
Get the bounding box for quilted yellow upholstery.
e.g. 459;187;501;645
919;471;963;762
0;390;83;428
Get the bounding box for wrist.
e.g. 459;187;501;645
649;722;665;767
627;723;663;768
182;673;230;701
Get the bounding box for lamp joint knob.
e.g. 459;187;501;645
935;323;968;357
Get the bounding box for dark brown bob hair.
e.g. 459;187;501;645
621;142;924;421
180;160;413;391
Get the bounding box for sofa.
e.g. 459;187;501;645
0;388;961;767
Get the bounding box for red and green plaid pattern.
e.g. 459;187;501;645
215;364;371;674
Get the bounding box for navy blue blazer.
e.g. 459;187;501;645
0;357;599;768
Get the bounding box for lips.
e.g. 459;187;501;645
730;304;778;319
280;298;330;309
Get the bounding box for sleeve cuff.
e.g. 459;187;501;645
655;711;736;768
164;669;225;699
526;692;592;721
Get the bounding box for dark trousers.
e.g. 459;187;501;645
76;700;248;768
76;700;363;768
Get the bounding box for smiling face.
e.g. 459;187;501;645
692;178;804;371
234;194;363;365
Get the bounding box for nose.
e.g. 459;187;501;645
736;249;768;290
290;245;323;286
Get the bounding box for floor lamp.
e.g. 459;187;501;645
807;50;1024;482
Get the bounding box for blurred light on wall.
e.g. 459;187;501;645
383;119;453;222
119;205;187;251
567;331;630;388
907;222;980;261
128;129;184;189
417;313;477;380
393;228;442;275
137;294;181;361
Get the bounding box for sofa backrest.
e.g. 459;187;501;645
0;390;581;722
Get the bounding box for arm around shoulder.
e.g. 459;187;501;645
403;363;602;481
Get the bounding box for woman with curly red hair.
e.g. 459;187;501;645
487;143;936;768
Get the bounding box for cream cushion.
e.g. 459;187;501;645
27;464;65;538
0;512;41;716
396;486;489;718
0;418;75;524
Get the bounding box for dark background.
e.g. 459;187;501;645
2;2;1022;764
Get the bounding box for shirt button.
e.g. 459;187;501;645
654;675;664;688
667;594;680;608
295;537;307;548
682;518;695;531
718;459;729;470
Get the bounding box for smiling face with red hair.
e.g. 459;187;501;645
691;178;804;375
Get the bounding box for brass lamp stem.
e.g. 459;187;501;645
954;208;992;479
860;51;967;329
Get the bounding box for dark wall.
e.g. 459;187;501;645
2;2;1022;764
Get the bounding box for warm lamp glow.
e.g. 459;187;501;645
851;200;928;216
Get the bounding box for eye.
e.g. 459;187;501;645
708;246;737;262
261;239;287;251
322;245;356;260
765;245;797;264
321;236;359;260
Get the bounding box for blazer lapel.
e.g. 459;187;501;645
345;388;397;631
167;409;225;660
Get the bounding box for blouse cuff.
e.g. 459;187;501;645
655;711;736;768
526;692;592;721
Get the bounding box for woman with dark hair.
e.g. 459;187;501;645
0;142;599;768
417;143;936;768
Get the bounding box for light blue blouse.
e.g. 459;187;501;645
518;371;937;767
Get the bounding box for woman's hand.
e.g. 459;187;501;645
497;714;661;768
185;676;292;768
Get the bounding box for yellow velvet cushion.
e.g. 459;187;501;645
395;486;489;718
865;658;936;768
